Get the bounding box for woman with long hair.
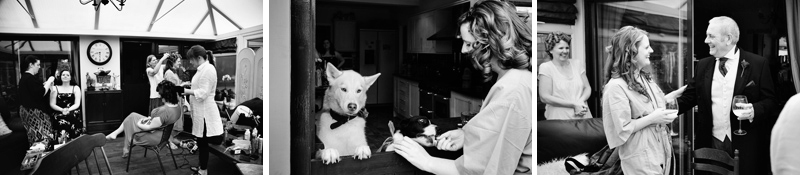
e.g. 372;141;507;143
391;0;532;174
146;54;169;115
602;26;678;174
18;55;56;146
49;69;84;141
182;45;222;175
318;39;345;68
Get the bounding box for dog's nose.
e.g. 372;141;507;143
348;103;357;111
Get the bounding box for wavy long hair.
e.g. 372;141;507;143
604;26;651;99
457;0;532;81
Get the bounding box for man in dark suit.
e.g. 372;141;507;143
675;16;776;174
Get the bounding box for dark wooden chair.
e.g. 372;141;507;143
693;148;739;175
125;123;178;175
29;133;113;175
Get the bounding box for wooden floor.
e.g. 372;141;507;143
58;135;243;175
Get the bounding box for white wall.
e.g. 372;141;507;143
268;0;291;174
78;36;121;124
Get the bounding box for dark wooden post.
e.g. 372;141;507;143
290;0;315;174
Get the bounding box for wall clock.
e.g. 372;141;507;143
87;40;112;65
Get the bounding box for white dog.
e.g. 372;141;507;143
316;63;380;164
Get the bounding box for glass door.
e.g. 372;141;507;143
586;1;693;174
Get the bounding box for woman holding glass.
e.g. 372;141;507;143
601;26;678;174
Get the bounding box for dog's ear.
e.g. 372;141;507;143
363;73;381;89
325;63;343;80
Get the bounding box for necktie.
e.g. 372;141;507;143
719;57;729;76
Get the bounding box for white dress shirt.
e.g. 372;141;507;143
711;46;739;141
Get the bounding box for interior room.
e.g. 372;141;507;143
270;0;532;174
0;0;263;175
537;0;800;174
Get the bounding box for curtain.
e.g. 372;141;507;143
786;0;800;92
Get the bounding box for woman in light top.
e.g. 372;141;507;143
182;45;223;175
602;26;678;174
391;1;532;174
146;54;169;115
538;32;593;120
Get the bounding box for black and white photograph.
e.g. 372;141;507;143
0;0;263;175
269;0;533;174
537;0;800;175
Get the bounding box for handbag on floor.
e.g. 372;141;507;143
568;145;623;175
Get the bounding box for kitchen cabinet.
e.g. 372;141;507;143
406;9;452;54
394;77;419;118
450;91;482;118
84;90;124;134
360;30;398;104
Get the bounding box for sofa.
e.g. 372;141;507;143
0;98;29;174
537;118;607;164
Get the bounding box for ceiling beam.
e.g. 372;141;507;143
151;0;186;30
18;41;27;51
191;12;210;34
147;0;166;32
206;0;217;35
95;5;101;30
28;40;34;52
23;0;39;28
211;4;242;30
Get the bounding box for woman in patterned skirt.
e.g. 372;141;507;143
18;55;56;146
49;69;84;141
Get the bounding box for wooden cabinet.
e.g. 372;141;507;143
394;77;419;118
406;10;452;54
84;90;124;134
449;91;482;118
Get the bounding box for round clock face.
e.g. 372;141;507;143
87;40;112;65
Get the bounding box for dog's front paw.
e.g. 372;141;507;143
353;145;372;160
318;148;341;164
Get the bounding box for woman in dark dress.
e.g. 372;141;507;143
49;69;84;141
18;55;56;146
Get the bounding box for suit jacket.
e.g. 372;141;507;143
677;49;775;173
678;49;776;146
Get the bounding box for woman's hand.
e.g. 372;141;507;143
436;129;465;151
393;136;433;171
573;102;587;116
61;108;69;115
648;108;679;124
665;85;687;102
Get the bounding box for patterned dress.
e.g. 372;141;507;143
52;86;85;141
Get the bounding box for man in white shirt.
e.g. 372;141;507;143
675;16;776;174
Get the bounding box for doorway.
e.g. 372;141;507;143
121;41;152;116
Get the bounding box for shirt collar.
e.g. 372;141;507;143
717;46;739;63
197;61;211;70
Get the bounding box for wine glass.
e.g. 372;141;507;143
732;95;749;135
665;98;679;136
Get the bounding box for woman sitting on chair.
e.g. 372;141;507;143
106;80;182;158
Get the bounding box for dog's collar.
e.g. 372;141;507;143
328;108;369;130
